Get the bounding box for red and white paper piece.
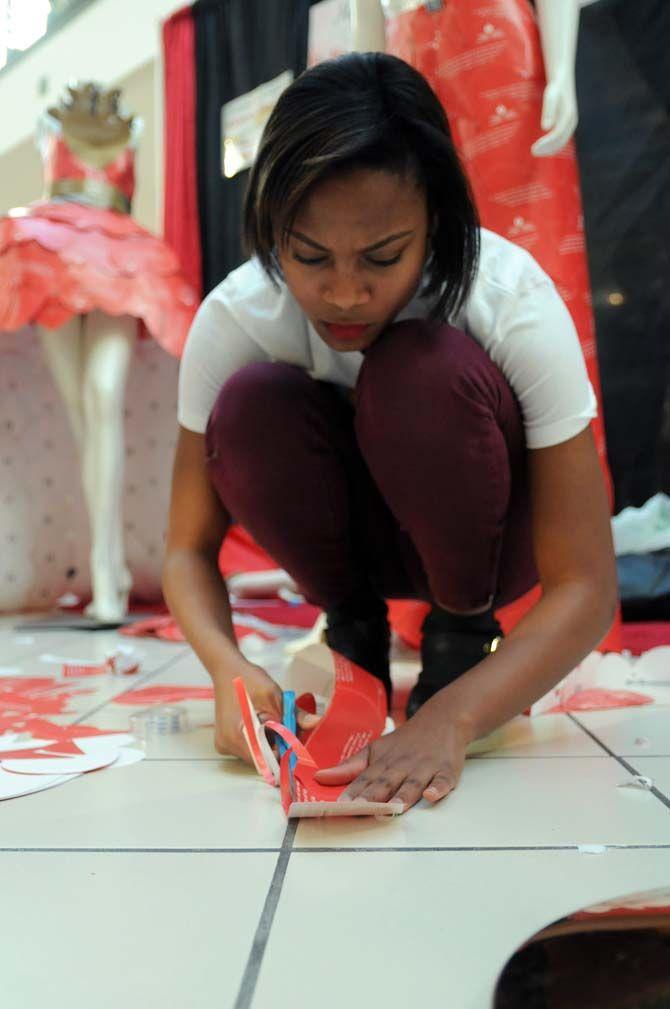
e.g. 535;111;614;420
0;724;144;800
235;644;402;819
528;648;670;716
40;647;141;678
114;685;215;706
0;677;93;731
1;748;120;776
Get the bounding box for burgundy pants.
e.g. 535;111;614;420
205;320;538;611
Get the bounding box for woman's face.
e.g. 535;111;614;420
277;168;431;353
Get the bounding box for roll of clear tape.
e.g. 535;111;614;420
129;705;190;739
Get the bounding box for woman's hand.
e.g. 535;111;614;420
313;691;473;812
213;662;321;765
214;662;283;765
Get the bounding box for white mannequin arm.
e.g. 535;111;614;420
349;0;385;52
532;0;580;157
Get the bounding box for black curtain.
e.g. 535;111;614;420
192;0;313;295
576;0;670;511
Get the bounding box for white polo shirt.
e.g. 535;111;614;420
178;227;597;449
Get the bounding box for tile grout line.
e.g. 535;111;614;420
233;819;299;1009
0;847;284;854
291;843;670;853
2;843;669;854
567;713;670;811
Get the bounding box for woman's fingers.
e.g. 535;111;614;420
384;762;438;809
313;747;370;786
422;768;458;803
341;759;461;810
343;763;409;804
296;710;321;731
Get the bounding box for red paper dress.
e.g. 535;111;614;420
0;117;197;355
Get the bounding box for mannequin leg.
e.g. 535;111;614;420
81;311;136;620
39;318;99;545
37;318;86;451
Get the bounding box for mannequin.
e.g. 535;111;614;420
350;0;579;157
0;83;197;622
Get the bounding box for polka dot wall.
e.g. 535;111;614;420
0;325;179;611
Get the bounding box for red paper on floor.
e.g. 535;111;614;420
120;600;321;643
113;685;215;706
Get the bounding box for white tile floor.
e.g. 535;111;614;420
1;615;669;1009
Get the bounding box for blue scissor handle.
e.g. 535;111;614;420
277;691;298;772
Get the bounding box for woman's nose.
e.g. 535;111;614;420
322;279;371;311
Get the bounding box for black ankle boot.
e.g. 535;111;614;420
325;590;392;704
406;606;502;719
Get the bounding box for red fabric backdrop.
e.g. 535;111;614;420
162;5;202;297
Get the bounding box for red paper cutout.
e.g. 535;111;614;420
233;601;321;630
0;740;85;760
62;660;112;678
120;597;320;643
0;677;92;731
2;718;122;741
233;625;276;642
113;685;215;706
120;615;181;639
546;688;653;714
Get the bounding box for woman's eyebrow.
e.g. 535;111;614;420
286;229;415;253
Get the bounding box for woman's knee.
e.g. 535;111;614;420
355;322;512;462
205;362;310;457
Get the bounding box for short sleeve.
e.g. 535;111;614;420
487;280;598;450
177;291;269;433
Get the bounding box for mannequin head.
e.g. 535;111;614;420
48;82;134;159
244;52;479;351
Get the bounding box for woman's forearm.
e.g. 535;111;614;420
162;549;250;684
438;579;617;742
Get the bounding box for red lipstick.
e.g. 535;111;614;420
324;322;370;340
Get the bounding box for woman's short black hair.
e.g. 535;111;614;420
243;51;479;322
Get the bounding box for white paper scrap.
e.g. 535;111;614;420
109;747;145;768
0;736;53;753
618;775;653;791
0;768;80;801
40;653;90;664
56;593;80;607
74;734;137;753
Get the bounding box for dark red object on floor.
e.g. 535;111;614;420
621;622;670;655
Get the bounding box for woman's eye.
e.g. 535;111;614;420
292;253;402;268
368;254;402;267
293;254;328;265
